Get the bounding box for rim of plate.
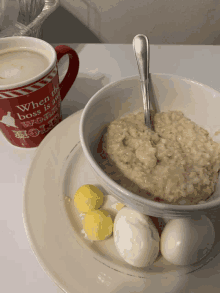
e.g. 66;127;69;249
22;111;85;293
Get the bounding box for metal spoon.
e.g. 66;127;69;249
133;34;152;129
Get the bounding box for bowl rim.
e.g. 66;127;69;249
79;73;220;212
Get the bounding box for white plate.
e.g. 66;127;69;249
23;110;220;293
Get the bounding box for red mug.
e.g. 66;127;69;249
0;36;79;148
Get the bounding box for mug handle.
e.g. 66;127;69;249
55;45;80;101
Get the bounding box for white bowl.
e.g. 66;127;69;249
79;74;220;218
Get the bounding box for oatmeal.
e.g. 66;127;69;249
97;111;220;205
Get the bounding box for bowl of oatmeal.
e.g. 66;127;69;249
79;74;220;218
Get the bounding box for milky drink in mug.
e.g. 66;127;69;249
0;49;50;85
0;36;79;148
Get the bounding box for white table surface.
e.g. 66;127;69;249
1;44;220;293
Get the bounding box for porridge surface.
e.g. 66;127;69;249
97;111;220;205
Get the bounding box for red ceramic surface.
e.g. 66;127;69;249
0;43;79;148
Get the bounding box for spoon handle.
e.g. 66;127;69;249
133;34;151;129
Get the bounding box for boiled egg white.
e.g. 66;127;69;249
160;215;215;266
114;207;160;267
